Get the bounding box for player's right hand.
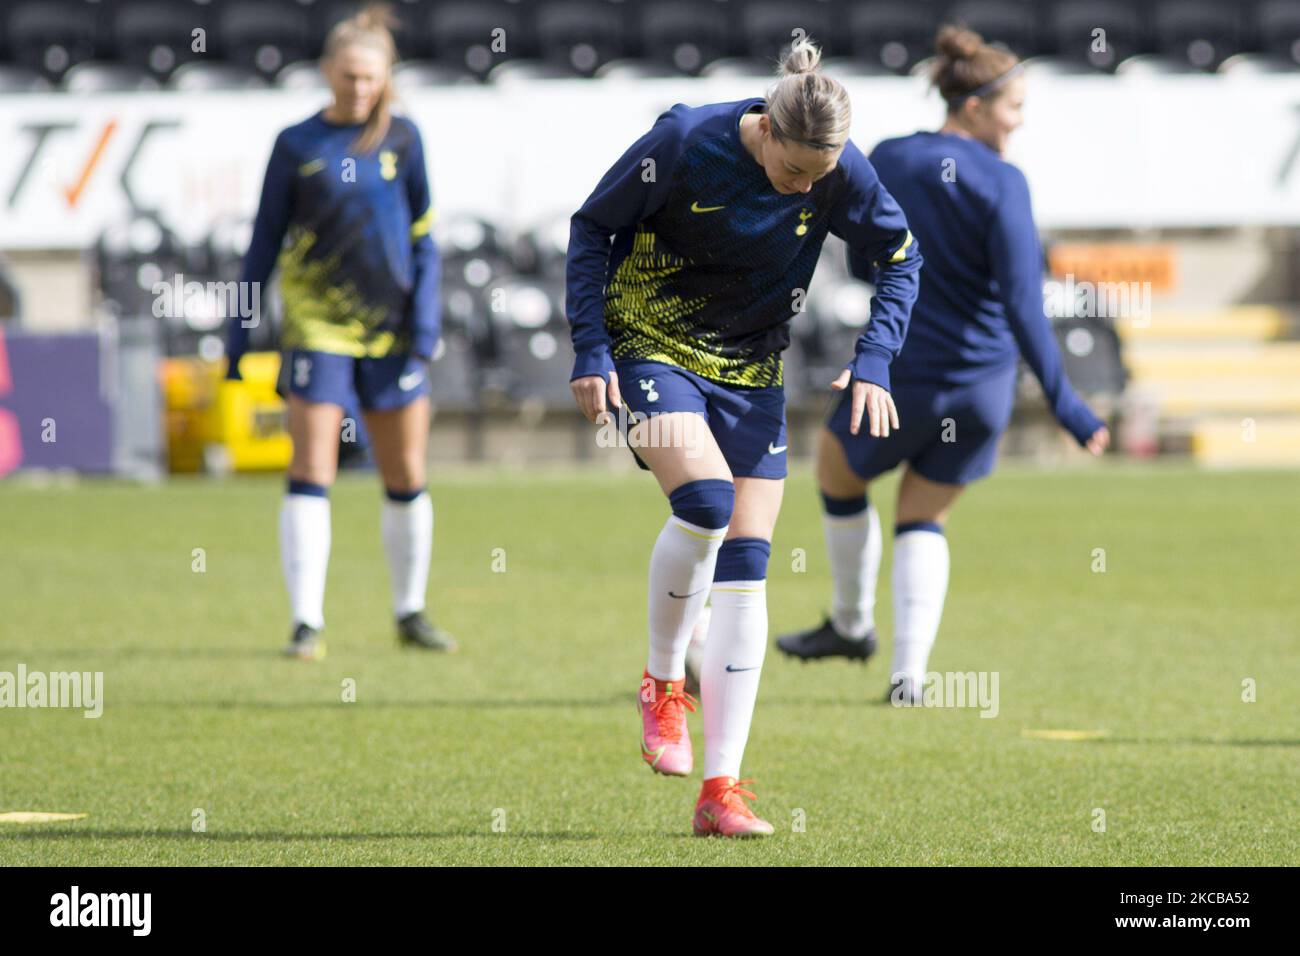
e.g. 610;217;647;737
571;371;623;424
831;369;899;438
1085;425;1110;456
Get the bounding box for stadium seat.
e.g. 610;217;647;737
1052;315;1127;396
1151;0;1242;71
594;59;687;79
62;61;160;92
429;1;530;78
391;59;479;89
167;61;269;91
6;0;102;79
1217;53;1299;76
944;1;1039;59
486;59;577;84
535;1;630;76
276;60;330;89
739;0;842;63
0;64;53;92
218;1;314;78
849;1;940;74
95;213;187;322
1048;0;1143;72
639;0;731;75
1114;53;1203;76
115;0;211;78
1257;0;1300;66
488;276;574;406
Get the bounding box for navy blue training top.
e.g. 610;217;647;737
566;97;921;390
866;130;1102;444
227;111;440;363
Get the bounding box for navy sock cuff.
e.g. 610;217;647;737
714;537;772;582
385;487;425;503
895;520;943;537
668;478;735;530
821;491;869;517
287;479;328;498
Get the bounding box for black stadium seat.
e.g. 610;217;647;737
535;1;630;76
1048;0;1143;72
7;0;102;79
115;0;211;78
1152;0;1242;70
740;0;842;63
167;61;269;91
849;1;940;74
944;0;1039;59
218;1;314;78
639;0;731;75
429;1;530;78
1258;0;1300;66
62;61;160;92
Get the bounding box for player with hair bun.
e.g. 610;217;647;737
775;26;1109;702
566;36;921;836
225;3;456;661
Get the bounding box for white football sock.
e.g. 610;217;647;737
702;580;767;780
824;503;882;639
647;515;727;679
382;492;433;618
279;493;330;630
891;529;950;682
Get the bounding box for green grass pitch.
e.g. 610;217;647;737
1;464;1297;865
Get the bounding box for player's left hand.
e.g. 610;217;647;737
831;369;899;438
1085;425;1110;456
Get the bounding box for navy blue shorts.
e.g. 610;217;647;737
614;358;788;480
280;349;429;411
827;364;1017;486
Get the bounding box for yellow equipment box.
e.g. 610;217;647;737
162;352;291;474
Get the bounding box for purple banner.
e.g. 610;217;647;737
0;331;113;475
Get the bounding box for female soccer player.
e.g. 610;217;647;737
224;5;455;660
566;38;921;836
775;26;1109;701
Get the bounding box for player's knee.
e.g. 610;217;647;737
714;536;771;582
668;478;734;530
384;485;425;503
287;478;330;498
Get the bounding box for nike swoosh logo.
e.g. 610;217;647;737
725;664;760;673
690;201;726;213
768;443;788;455
298;158;325;177
668;588;705;599
398;371;424;391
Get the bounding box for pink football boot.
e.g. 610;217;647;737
693;777;775;838
637;670;698;776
